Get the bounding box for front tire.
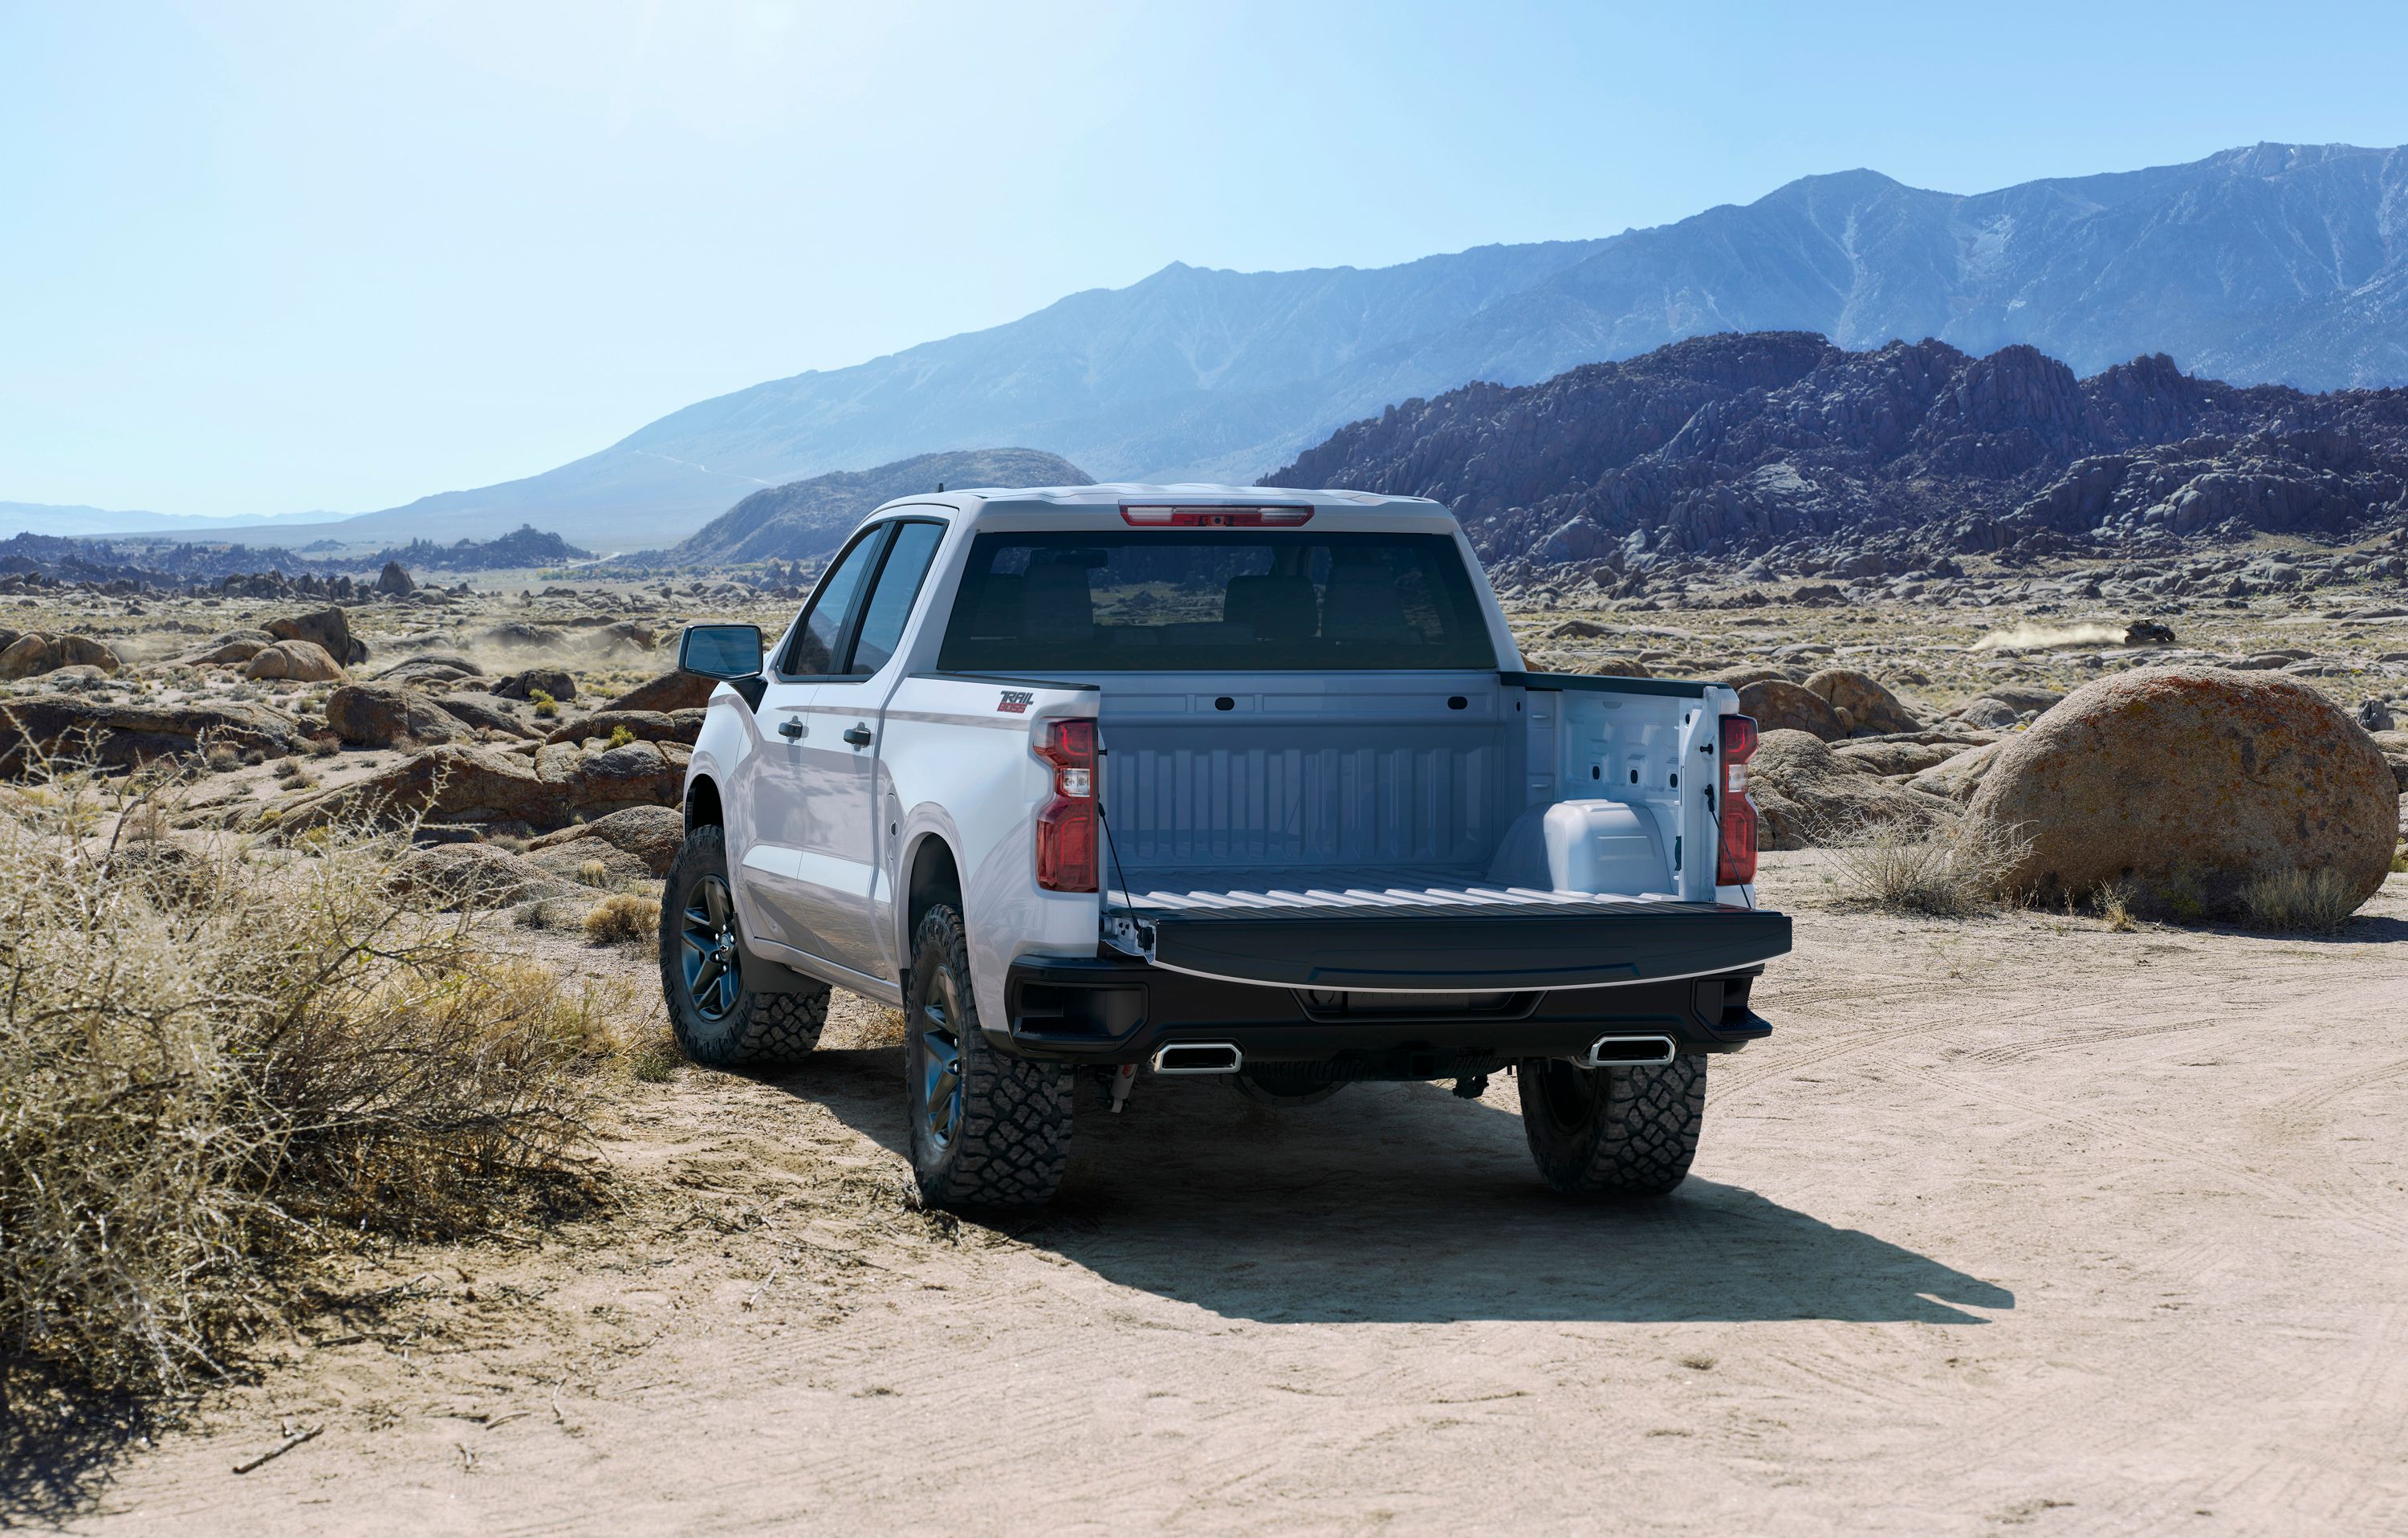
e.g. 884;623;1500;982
905;902;1072;1209
1516;1055;1705;1197
659;824;828;1068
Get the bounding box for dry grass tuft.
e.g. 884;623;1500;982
2237;868;2362;934
0;759;628;1400
582;892;657;947
1818;813;2031;918
576;856;612;888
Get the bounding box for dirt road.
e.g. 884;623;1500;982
21;858;2408;1536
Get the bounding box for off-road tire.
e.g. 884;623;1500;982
659;824;828;1068
906;903;1072;1209
1516;1054;1706;1197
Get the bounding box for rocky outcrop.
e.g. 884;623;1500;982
370;654;483;690
1744;730;1957;848
386;843;579;909
431;693;537;738
242;639;346;682
493;666;577;702
543;709;704;747
1736;680;1844;741
273;739;691;833
0;698;299;774
376;560;415;596
1267;330;2408;569
324;682;467;747
0;633;121;680
1906;740;2009;802
1967;668;2398;913
1803;669;1922;735
266;606;365;665
524;804;685;877
605;672;715;714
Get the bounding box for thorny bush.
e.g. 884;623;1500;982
0;751;635;1401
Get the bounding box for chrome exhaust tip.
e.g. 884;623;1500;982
1150;1042;1243;1076
1578;1034;1678;1068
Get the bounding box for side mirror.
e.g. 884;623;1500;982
677;624;763;680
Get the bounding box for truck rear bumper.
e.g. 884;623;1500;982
998;951;1780;1076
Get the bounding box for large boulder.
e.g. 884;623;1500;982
1966;667;2398;914
0;698;298;774
0;633;122;680
175;635;272;668
540;739;689;815
432;692;538;738
1745;730;1957;848
275;744;555;830
544;709;702;747
243;639;346;682
371;654;484;690
1906;740;2009;803
386;843;578;909
606;671;715;714
493;665;577;702
1736;679;1845;741
266;606;364;665
324;682;467;747
525;804;685;877
275;739;689;832
1830;739;1957;777
376;560;415;596
1804;669;1922;735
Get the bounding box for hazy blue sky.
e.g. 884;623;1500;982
5;0;2406;519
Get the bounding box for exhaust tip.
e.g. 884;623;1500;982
1150;1042;1243;1076
1578;1034;1677;1068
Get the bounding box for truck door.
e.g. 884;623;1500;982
787;519;946;979
740;523;889;958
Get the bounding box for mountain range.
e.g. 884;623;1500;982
27;142;2408;550
1271;331;2408;578
667;449;1089;566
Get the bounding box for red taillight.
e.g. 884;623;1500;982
1119;504;1313;527
1716;714;1759;886
1034;718;1097;892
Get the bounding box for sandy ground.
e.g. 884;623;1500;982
13;856;2408;1537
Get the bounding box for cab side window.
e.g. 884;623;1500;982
779;525;889;677
844;522;946;677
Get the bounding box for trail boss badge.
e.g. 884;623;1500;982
996;690;1034;714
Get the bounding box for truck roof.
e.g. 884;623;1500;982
870;482;1454;523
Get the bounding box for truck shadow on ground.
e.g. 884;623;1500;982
790;1052;2013;1327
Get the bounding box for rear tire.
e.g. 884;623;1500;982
1516;1055;1705;1197
905;903;1072;1209
659;824;828;1068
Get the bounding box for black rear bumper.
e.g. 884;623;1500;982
999;954;1780;1077
1137;897;1792;993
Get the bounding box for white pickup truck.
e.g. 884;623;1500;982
661;485;1790;1209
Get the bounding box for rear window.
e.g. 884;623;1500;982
936;530;1497;673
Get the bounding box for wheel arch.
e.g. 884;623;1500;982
905;832;963;954
685;775;723;831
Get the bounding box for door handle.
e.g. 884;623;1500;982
843;723;872;748
778;718;806;740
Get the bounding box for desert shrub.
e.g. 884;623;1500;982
307;734;340;759
582;892;656;946
0;767;624;1399
607;724;635;750
202;743;239;773
1820;813;2030;918
576;856;611;887
2238;868;2361;934
529;689;559;719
